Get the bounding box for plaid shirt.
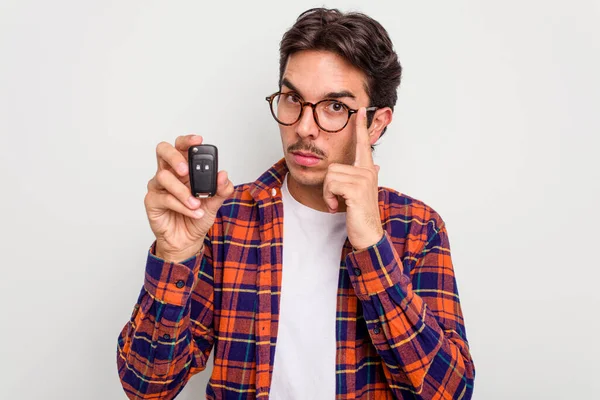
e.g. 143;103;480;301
117;158;475;399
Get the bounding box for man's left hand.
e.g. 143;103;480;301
323;107;384;251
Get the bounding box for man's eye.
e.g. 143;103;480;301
326;101;345;113
285;94;301;104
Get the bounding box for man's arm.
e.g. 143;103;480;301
345;214;475;399
116;236;214;400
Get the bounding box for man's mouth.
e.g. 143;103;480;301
292;151;321;159
291;151;322;167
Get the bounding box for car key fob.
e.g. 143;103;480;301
188;144;218;198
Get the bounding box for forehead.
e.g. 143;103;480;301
282;50;368;101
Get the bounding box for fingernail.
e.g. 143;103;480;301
194;209;204;218
188;196;200;207
177;162;188;175
360;107;367;118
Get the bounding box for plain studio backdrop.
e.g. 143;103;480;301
1;0;599;399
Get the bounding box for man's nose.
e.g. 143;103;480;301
295;105;320;139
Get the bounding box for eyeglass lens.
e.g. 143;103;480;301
271;93;349;132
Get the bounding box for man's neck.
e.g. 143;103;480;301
286;173;347;213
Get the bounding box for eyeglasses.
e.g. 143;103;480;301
265;92;378;133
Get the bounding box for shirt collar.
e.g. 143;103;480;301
248;157;289;202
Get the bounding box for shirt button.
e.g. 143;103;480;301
162;333;171;340
373;322;382;334
175;280;185;288
354;268;361;276
271;188;277;196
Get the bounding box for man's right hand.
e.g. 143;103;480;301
145;134;234;263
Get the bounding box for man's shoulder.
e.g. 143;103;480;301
230;182;255;200
218;182;256;209
378;186;446;234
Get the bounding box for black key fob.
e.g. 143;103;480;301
188;144;218;198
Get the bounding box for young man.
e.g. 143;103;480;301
117;8;475;400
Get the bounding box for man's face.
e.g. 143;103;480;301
279;50;371;188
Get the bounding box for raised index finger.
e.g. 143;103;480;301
353;107;374;168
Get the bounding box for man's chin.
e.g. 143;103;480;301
286;162;325;187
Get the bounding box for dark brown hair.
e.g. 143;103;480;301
279;8;402;139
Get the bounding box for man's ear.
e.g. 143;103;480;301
368;107;393;143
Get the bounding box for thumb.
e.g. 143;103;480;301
204;170;234;213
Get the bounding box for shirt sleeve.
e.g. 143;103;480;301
116;236;215;400
345;216;475;399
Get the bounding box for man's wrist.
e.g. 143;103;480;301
154;243;204;263
353;228;385;252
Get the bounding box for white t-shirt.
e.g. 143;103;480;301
269;174;348;399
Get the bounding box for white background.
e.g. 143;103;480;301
1;0;599;399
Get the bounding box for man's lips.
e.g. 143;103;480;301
291;151;322;166
291;151;321;159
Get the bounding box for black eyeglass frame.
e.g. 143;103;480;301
265;91;378;133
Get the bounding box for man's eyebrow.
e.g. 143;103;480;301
281;78;302;96
323;90;356;100
281;77;356;100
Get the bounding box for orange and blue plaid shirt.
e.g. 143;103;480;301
117;158;475;399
